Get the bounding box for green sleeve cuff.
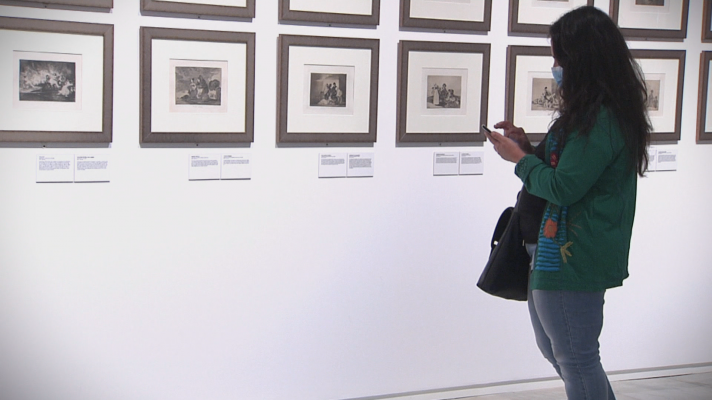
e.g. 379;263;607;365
515;154;539;180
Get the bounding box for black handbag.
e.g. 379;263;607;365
477;203;531;301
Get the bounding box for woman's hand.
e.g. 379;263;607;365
484;125;527;164
494;121;534;154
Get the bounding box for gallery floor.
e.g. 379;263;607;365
460;371;712;399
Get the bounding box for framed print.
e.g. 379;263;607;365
505;46;558;143
400;0;492;32
396;41;490;143
279;0;380;26
11;0;113;7
610;0;689;40
632;49;685;142
141;0;255;19
703;0;712;42
0;17;113;143
277;35;379;143
696;51;712;143
140;27;255;143
509;0;593;36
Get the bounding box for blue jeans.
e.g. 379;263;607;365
528;289;616;400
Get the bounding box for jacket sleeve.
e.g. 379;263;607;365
514;112;626;207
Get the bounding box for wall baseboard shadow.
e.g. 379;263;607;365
345;362;712;400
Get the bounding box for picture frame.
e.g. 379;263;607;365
505;46;685;142
508;0;593;36
277;35;379;143
400;0;492;32
610;0;689;40
632;49;685;142
703;0;712;42
140;27;255;143
696;51;712;143
140;0;255;19
279;0;380;26
0;17;113;143
504;46;558;143
10;0;113;7
396;40;490;143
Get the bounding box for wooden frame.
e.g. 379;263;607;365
696;51;712;143
140;27;255;143
279;0;380;26
504;46;556;143
399;0;492;32
508;0;593;36
610;0;689;40
0;17;113;143
396;40;490;143
11;0;113;7
141;0;255;19
277;35;379;143
632;49;685;142
703;0;712;42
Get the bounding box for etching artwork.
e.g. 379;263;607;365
175;66;222;106
309;73;347;107
635;0;664;6
19;59;76;103
426;75;462;109
645;79;661;111
531;77;560;111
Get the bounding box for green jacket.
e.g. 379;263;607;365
514;109;637;291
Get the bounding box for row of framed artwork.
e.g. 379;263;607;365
17;0;702;41
1;16;710;144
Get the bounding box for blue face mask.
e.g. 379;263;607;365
551;66;564;87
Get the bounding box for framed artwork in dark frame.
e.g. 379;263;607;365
141;0;255;19
631;49;685;142
609;0;689;40
400;0;492;32
140;27;256;143
279;0;380;26
277;35;380;144
397;40;490;143
508;0;594;37
696;51;712;143
504;46;558;143
0;17;113;143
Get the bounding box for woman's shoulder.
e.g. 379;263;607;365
569;107;623;140
579;107;627;154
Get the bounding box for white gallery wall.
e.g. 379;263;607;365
0;1;711;400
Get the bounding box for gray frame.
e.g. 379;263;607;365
0;17;113;143
141;0;255;19
140;27;256;143
400;0;492;32
396;40;490;143
509;0;594;36
277;35;380;143
631;49;685;142
610;0;689;40
703;0;712;42
279;0;379;26
504;46;552;143
11;0;113;7
696;51;712;143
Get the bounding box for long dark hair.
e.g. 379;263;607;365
549;6;651;176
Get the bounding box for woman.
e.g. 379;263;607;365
485;6;651;400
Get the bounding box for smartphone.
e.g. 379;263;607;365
481;125;492;134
